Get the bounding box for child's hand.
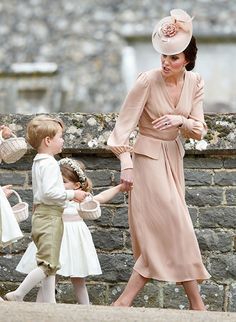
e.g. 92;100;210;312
2;185;13;198
73;190;88;203
119;183;129;192
0;125;13;139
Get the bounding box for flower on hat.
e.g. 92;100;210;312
160;21;178;38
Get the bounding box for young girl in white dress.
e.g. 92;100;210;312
0;125;24;248
0;125;24;301
16;157;125;304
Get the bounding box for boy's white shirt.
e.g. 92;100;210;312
32;153;75;206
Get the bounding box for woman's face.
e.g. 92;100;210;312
161;53;188;76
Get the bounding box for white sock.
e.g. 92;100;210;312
71;277;89;305
41;275;56;303
6;267;46;301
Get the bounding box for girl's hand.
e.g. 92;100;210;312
152;115;182;131
73;190;88;202
2;185;13;198
120;168;133;192
119;183;129;192
0;125;13;139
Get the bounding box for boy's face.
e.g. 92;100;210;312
48;127;64;155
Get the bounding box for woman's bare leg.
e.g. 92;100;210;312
182;280;206;310
112;270;149;307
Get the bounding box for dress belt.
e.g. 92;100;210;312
62;215;83;222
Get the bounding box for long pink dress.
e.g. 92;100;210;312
108;69;210;282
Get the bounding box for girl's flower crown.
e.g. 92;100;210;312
58;158;87;187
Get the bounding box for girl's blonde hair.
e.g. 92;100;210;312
59;159;92;192
26;115;64;149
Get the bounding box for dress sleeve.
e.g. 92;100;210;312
179;74;207;140
107;73;150;170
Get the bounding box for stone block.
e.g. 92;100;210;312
86;169;113;187
112;206;129;228
196;229;233;252
97;253;134;282
109;281;162;307
0;172;26;186
124;230;132;250
91;229;124;251
186;187;223;207
56;282;76;304
209;255;236;281
226;189;236;205
18;214;32;233
188;207;198;227
73;156;121;171
0;282;38;302
0;234;31;255
228;283;236;312
163;283;189;310
199;207;236;228
132;282;162;308
0;254;27;282
200;282;224;311
214;171;236;186
0;155;34;171
224;158;236;169
184;157;223;169
56;281;107;305
185;169;213;186
95;206;113;226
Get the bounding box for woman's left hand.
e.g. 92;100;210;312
152;115;182;130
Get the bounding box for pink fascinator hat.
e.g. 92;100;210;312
152;9;193;55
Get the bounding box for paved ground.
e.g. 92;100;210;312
1;302;236;322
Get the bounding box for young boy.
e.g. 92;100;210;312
5;115;87;303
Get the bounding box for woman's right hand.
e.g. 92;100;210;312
120;168;133;191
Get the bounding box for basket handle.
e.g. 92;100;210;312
11;190;22;203
0;129;16;142
78;193;93;210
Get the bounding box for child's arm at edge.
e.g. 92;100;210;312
93;184;126;204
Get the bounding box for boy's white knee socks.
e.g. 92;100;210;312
41;275;56;303
36;276;56;303
6;267;46;301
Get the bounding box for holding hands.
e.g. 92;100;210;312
73;190;89;203
120;168;133;192
152;114;183;130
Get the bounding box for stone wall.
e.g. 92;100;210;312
0;112;235;311
0;1;236;114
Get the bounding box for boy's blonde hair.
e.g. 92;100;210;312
26;115;64;149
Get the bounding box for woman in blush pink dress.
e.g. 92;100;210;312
108;9;210;310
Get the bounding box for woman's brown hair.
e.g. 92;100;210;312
183;36;198;71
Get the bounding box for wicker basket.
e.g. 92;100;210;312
78;195;101;220
11;190;29;223
0;130;27;164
